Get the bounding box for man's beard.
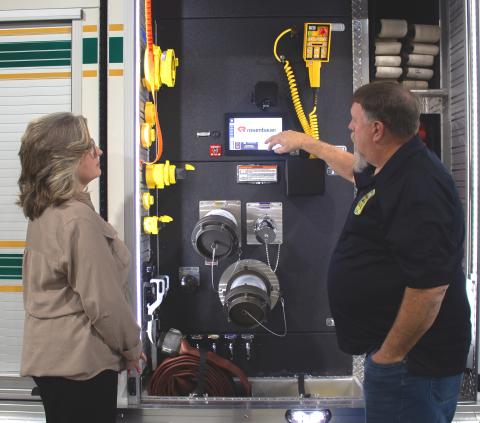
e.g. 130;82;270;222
351;132;369;172
353;148;369;172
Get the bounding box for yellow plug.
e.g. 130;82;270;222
145;161;177;189
153;45;162;90
163;160;177;186
143;45;179;92
145;163;165;189
143;215;173;235
140;123;156;148
160;49;179;88
158;215;173;224
144;102;156;125
142;192;154;210
143;49;155;92
145;162;195;189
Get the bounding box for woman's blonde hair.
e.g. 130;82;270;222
17;112;92;220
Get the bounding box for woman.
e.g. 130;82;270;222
17;112;144;423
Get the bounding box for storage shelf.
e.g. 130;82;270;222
411;89;448;97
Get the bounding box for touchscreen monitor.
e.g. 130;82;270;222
225;113;283;154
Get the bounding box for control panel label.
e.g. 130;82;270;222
237;164;278;184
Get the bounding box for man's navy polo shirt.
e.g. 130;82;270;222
327;136;471;377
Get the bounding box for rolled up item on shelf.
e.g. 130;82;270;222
375;66;403;79
404;54;435;67
374;79;400;84
404;67;434;80
378;19;408;38
375;55;402;66
404;42;440;56
375;40;402;55
401;80;429;89
408;24;441;43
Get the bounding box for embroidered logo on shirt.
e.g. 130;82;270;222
354;189;376;215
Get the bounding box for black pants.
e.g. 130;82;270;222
33;370;118;423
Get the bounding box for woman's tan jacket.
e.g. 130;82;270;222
20;196;142;380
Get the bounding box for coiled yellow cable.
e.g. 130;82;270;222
284;60;312;136
308;106;319;158
309;106;319;140
274;28;312;136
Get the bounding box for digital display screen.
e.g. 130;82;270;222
226;114;283;154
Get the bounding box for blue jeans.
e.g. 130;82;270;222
363;353;463;423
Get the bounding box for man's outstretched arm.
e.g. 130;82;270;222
266;130;355;183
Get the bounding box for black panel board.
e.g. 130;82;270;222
156;161;353;333
150;0;354;376
153;14;353;162
155;0;351;19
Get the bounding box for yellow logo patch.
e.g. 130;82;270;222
354;189;376;215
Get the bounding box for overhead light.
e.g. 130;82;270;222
285;409;332;423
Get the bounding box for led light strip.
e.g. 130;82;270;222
469;0;478;277
134;0;142;326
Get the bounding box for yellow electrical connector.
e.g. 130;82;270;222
145;161;195;189
142;192;155;210
141;123;156;148
143;45;179;92
143;215;173;235
144;102;156;125
160;49;179;88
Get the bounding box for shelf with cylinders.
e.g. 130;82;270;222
373;19;441;92
372;18;446;114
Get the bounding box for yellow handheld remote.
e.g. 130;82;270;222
303;23;332;87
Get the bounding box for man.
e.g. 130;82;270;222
266;81;471;423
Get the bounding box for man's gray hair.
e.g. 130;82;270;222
352;81;421;138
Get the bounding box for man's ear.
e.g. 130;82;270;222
372;120;385;143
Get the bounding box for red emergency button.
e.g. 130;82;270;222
209;144;222;157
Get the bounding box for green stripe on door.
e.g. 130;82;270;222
109;37;123;63
0;50;71;61
0;267;22;277
0;38;102;66
0;254;23;280
0;258;22;267
0;59;70;68
83;38;98;64
0;40;71;52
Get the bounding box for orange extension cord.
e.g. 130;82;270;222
144;0;163;164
